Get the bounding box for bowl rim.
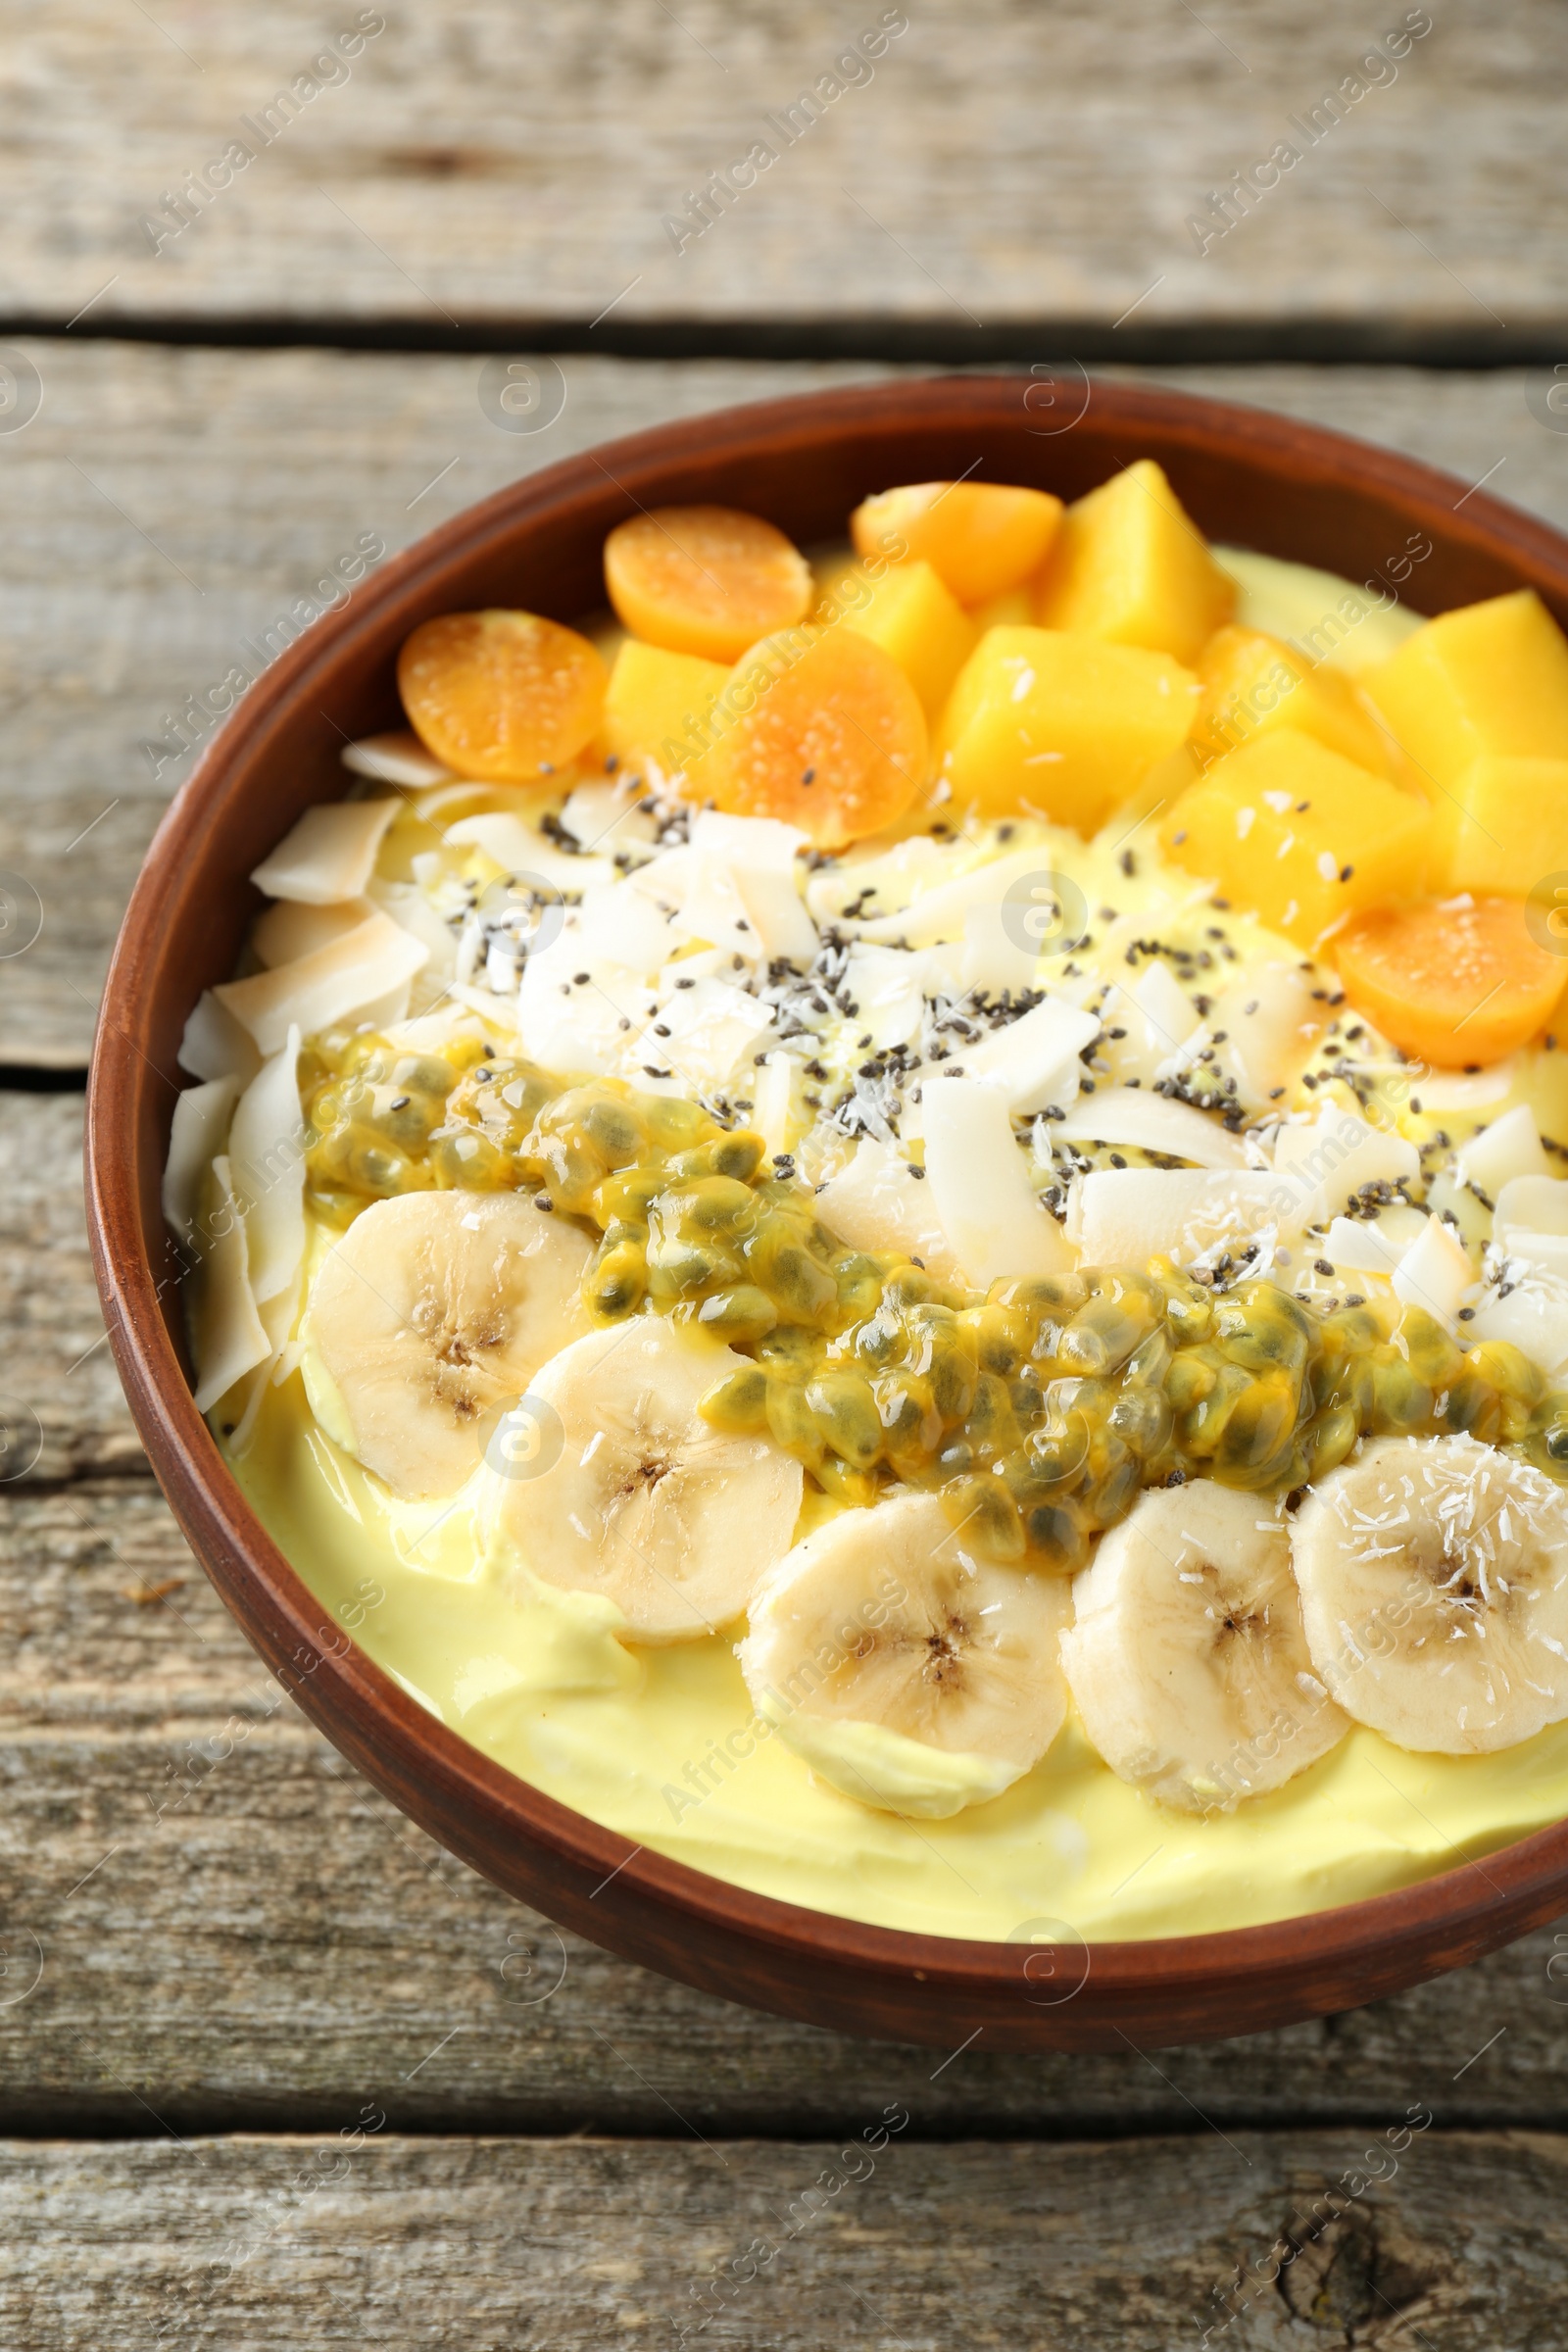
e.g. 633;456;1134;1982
85;369;1568;2038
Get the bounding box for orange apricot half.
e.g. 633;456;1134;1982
699;626;928;850
604;505;812;662
851;481;1063;607
398;610;607;782
1334;896;1567;1069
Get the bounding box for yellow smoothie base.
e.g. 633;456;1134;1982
228;1384;1568;1943
213;544;1568;1943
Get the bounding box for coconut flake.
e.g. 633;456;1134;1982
178;990;262;1086
958;902;1041;998
191;1153;271;1414
1077;1168;1288;1266
1320;1214;1406;1276
251;897;372;970
1458;1103;1550;1197
251;799;400;905
1271;1105;1419;1226
1053;1086;1250;1171
341;731;452;789
627;973;774;1097
367;878;458;1012
922;1078;1073;1286
560;779;658;854
215;910;430;1055
227;1025;307;1309
1470;1268;1568;1379
841;943;936;1052
944;994;1101;1113
517;926;654;1076
575;875;682;978
815;1138;961;1282
856;845;1054;949
1391;1214;1475;1329
162;1076;240;1246
444;810;614;896
751;1052;797;1154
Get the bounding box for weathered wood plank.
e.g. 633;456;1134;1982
4;345;1568;1065
2;1085;1567;2129
0;1095;141;1477
0;344;895;1065
0;1330;1564;2127
2;2130;1564;2349
2;0;1558;336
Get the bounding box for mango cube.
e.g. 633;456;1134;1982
1034;458;1235;663
936;625;1200;830
1160;729;1429;946
1193;625;1394;776
1426;755;1568;895
1363;589;1568;790
599;637;730;780
851;481;1063;607
817;556;978;718
968;586;1035;631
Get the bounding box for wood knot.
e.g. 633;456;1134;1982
1277;2199;1459;2344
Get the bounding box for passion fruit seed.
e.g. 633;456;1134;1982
297;1026;1568;1565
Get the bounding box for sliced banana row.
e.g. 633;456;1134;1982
1293;1435;1568;1756
301;1189;593;1499
739;1493;1072;1819
1060;1482;1348;1814
473;1317;803;1645
300;1188;1568;1820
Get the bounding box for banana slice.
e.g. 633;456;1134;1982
301;1190;593;1498
1291;1435;1568;1754
1060;1482;1348;1813
475;1318;803;1644
738;1492;1071;1818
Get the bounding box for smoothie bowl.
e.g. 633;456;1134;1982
87;376;1568;2050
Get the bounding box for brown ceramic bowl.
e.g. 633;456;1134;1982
86;374;1568;2053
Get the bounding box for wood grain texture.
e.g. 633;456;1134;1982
3;2129;1566;2349
3;344;1567;1065
2;1095;1565;2131
0;345;893;1065
0;0;1558;335
0;1094;141;1475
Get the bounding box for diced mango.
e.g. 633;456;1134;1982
935;625;1200;831
969;586;1035;631
1160;729;1429;946
1363;589;1568;790
1034;459;1235;663
851;482;1063;607
1426;755;1568;895
817;556;979;718
1192;625;1394;777
598;637;730;780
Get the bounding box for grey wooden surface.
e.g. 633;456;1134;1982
5;2132;1567;2350
7;2;1568;2337
3;346;1566;1066
3;1097;1568;2352
0;0;1557;342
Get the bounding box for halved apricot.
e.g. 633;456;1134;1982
1334;896;1567;1069
398;610;607;782
699;626;927;849
851;481;1063;608
604;506;812;662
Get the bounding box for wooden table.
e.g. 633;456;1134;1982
4;6;1568;2342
